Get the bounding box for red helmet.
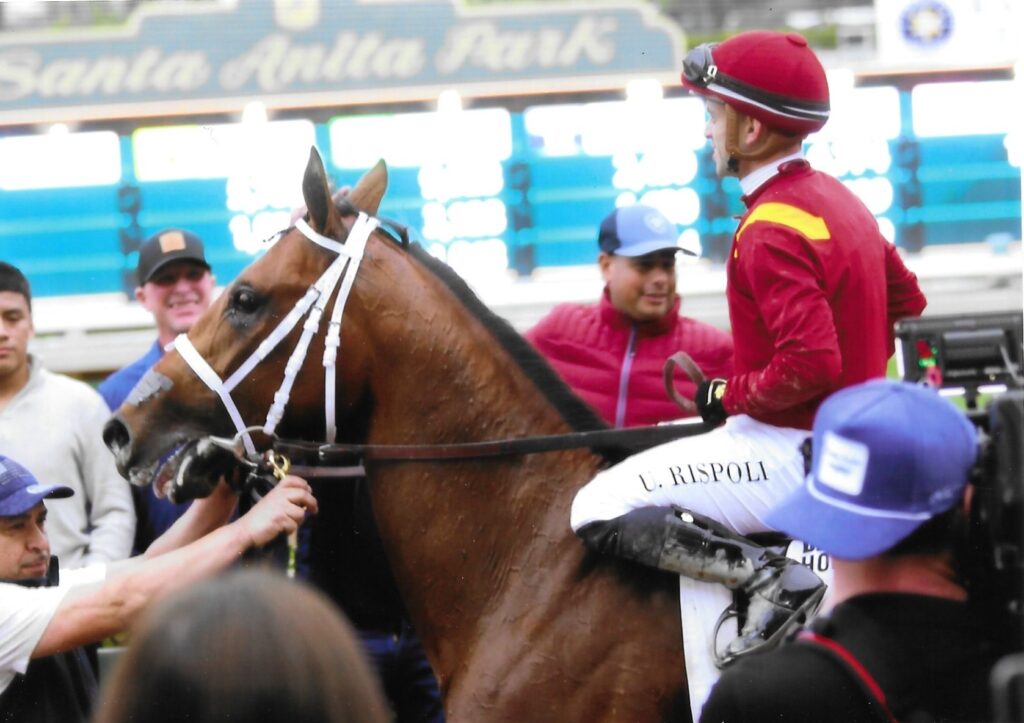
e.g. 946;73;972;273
681;31;830;136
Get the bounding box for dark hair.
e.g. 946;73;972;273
92;570;392;723
884;504;969;564
0;262;30;310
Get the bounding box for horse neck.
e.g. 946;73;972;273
359;260;604;670
362;257;582;449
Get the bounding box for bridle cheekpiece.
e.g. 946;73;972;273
171;212;379;460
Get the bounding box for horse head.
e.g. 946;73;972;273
103;147;387;500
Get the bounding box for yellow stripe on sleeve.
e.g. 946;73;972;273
735;202;831;242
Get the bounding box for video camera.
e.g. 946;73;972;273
895;311;1023;412
896;311;1024;649
897;311;1024;717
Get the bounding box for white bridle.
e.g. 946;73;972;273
171;212;380;458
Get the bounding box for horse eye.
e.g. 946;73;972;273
230;287;263;315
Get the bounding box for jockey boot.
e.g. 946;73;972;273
576;506;825;662
722;555;825;664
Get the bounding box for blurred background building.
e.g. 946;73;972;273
0;0;1019;379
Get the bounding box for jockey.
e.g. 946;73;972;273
570;31;927;664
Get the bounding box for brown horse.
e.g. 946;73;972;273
104;149;692;721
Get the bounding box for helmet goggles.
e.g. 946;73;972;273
682;43;720;88
681;41;830;129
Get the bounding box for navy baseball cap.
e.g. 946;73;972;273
598;204;688;257
766;380;978;561
137;229;210;285
0;456;74;517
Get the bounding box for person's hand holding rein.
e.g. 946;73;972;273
239;475;318;549
30;474;320;660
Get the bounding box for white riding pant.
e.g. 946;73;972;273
571;415;808;536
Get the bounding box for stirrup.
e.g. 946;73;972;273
710;584;826;669
711;603;742;669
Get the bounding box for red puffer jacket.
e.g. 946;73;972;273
525;291;734;428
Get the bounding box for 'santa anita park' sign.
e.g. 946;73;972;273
0;0;683;124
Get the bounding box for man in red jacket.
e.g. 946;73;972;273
570;31;927;665
526;203;734;429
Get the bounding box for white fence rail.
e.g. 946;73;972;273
30;243;1022;377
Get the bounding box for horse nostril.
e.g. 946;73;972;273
102;415;130;456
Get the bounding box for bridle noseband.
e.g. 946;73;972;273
172;212;379;458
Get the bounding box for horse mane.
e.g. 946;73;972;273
405;242;610;436
329;198;609;437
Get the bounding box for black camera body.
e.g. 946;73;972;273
969;392;1024;639
896;311;1024;717
896;312;1024;645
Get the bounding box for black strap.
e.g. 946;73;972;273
796;627;899;723
793;604;924;723
274;421;711;467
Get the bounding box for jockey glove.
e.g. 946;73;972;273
696;379;728;426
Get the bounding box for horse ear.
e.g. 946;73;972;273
347;160;388;215
302;146;342;236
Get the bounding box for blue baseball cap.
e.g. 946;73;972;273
0;456;74;517
766;380;978;561
598;204;688;257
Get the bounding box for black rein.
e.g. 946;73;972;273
274;421;711;478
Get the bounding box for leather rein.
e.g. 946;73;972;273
277;418;711;478
279;350;712;477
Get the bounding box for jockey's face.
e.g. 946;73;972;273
599;249;678;323
705;99;735;178
0;503;50;580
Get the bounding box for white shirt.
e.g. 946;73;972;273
0;564;106;694
0;357;135;566
739;150;806;198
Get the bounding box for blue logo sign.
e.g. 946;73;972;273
900;0;953;47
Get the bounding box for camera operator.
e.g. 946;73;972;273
701;379;1002;723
